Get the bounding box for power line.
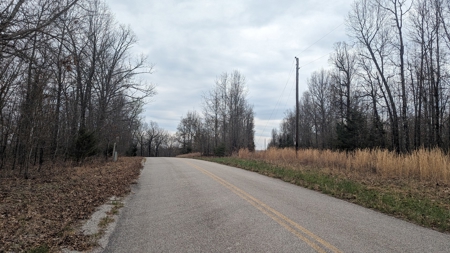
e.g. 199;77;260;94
299;51;334;69
281;77;297;110
257;60;296;148
296;23;343;57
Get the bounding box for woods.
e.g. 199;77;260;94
270;0;450;153
0;0;155;177
4;0;450;173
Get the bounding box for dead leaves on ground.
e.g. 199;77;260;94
0;157;143;252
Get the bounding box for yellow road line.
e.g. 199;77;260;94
183;160;342;253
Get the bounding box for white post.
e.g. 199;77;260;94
113;142;117;162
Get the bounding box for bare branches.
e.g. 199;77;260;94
0;0;155;176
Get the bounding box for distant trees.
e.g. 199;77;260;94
177;111;202;154
176;70;255;156
132;121;175;157
0;0;155;177
270;0;450;153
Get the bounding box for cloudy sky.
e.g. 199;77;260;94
105;0;353;150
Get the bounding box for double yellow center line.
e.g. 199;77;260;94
183;160;342;253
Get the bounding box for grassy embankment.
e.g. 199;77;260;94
201;148;450;232
0;157;143;253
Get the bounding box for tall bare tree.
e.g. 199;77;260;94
348;0;402;152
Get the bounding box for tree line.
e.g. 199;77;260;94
0;0;155;177
176;71;255;156
133;71;255;157
270;0;450;153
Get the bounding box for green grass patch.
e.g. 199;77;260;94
27;245;49;253
200;157;450;232
98;216;115;229
108;200;124;215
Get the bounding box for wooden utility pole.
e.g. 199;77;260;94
295;57;299;156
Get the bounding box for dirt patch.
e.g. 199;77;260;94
0;157;143;252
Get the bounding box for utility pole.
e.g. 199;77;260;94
295;57;299;156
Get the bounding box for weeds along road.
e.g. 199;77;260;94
103;158;450;253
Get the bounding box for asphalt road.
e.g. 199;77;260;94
103;158;450;252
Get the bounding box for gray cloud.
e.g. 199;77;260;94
105;0;353;149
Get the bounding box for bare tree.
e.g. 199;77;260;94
377;0;412;151
177;111;202;154
308;69;334;149
348;0;401;152
154;130;169;157
146;121;162;157
200;71;255;154
329;42;358;123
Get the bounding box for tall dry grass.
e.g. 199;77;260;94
176;152;202;158
238;148;450;184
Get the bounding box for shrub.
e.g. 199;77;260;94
73;129;98;162
125;143;138;156
214;143;226;157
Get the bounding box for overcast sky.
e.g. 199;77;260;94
105;0;353;150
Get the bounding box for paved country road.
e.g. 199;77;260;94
103;158;450;252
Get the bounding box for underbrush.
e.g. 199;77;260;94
0;157;143;252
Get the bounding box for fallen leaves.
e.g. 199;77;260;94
0;157;143;252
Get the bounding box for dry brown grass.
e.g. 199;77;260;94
239;148;450;185
176;152;202;158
